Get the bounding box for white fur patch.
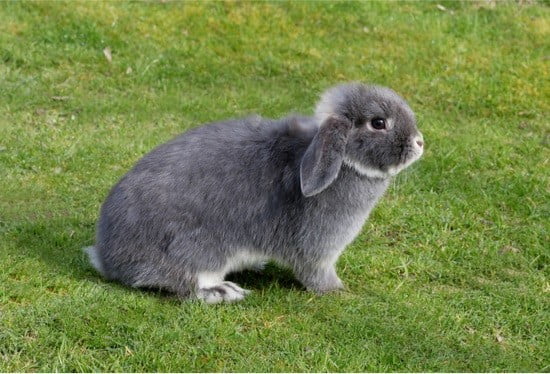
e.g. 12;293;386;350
197;251;269;287
344;134;424;179
225;251;270;274
196;251;269;303
197;271;224;289
197;281;250;304
343;157;390;179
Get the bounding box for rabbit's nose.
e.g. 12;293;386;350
416;140;424;147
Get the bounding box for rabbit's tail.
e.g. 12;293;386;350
84;245;106;276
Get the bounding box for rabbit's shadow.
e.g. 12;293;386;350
11;217;96;280
11;218;302;298
226;264;302;292
139;265;302;301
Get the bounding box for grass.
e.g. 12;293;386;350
0;1;549;372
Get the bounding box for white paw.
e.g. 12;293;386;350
197;281;251;304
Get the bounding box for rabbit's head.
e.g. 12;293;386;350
301;83;423;197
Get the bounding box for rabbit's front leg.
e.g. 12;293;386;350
294;258;345;294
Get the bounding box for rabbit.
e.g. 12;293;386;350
85;82;424;303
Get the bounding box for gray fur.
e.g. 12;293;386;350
300;116;351;197
87;83;423;301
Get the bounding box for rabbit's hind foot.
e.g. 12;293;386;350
196;281;251;304
196;271;250;303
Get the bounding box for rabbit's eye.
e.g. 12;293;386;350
371;118;386;130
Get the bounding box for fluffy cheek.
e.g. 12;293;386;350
387;138;424;175
343;135;422;178
343;139;400;178
365;141;402;170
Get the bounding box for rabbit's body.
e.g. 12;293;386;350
88;83;423;303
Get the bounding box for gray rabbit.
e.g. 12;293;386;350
86;83;424;303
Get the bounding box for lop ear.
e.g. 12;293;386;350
300;116;352;197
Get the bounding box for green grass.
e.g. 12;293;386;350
1;1;549;372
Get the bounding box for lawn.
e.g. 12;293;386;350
0;1;549;372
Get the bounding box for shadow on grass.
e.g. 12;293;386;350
227;264;303;292
10;217;303;298
10;217;96;278
137;265;302;303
